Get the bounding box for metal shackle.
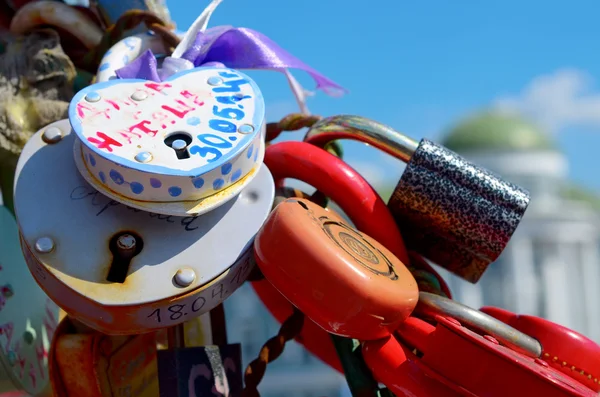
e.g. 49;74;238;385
305;115;531;283
415;292;542;358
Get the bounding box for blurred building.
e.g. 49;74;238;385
436;111;600;342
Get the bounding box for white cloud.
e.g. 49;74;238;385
493;68;600;133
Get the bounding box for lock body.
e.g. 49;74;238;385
389;139;530;283
364;314;598;397
14;120;274;335
71;67;266;217
49;316;159;397
255;198;418;340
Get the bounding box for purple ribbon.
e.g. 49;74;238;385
116;26;346;96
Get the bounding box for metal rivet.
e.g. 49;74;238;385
172;139;187;151
85;92;101;102
35;237;55;253
534;358;549;367
483;335;499;345
23;329;36;345
116;234;136;251
207;76;223;86
238;124;254;134
241;190;259;203
42;126;63;144
131;91;148;101
174;268;196;288
135;151;153;163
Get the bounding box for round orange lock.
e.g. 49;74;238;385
255;198;419;340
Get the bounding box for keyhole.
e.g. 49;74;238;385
106;232;143;283
164;132;192;160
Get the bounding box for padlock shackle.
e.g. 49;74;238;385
10;1;103;49
304;115;419;163
96;32;181;82
415;292;542;358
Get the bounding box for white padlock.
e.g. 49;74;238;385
13;119;274;335
0;205;62;397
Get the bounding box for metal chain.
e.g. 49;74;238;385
81;9;180;72
241;308;305;397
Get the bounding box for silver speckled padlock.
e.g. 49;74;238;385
304;116;530;283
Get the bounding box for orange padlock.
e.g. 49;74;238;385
252;140;451;372
255;198;419;340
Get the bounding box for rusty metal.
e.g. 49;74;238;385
49;316;159;397
241;308;305;397
265;113;322;143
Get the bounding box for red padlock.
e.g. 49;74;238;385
363;293;600;397
252;141;451;372
255;197;419;340
480;306;600;392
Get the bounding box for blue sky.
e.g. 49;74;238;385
169;0;600;193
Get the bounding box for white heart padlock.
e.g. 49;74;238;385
0;205;62;397
70;67;265;217
14;119;274;335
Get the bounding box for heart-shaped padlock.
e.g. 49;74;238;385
255;197;419;340
0;205;62;397
70;66;265;217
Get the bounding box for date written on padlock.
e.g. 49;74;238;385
157;344;242;397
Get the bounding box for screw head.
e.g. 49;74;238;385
42;126;63;144
23;329;36;345
207;76;223;86
238;124;254;134
174;268;196;288
35;237;55;253
85;92;101;102
131;91;148;101
172;139;187;151
135;151;153;163
116;234;136;250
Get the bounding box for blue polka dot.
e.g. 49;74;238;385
99;171;106;183
123;55;130;64
247;145;254;159
254;150;258;162
231;169;242;182
221;163;232;175
229;136;237;141
130;182;144;194
99;63;110;71
168;186;182;197
187;117;200;126
89;154;96;167
213;178;225;190
192;177;204;189
150;178;162;188
110;170;124;185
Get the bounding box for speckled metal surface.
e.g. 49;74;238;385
388;138;530;283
